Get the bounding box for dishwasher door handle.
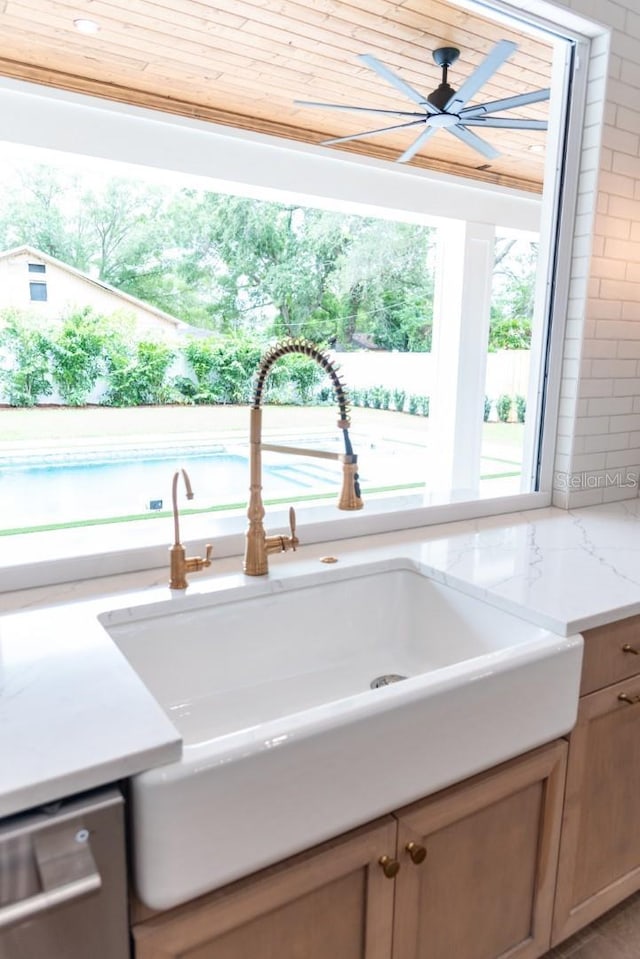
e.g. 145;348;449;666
0;826;102;931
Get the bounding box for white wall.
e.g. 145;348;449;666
545;0;640;505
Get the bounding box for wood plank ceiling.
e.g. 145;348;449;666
0;0;555;192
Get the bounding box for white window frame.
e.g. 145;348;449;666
0;1;599;591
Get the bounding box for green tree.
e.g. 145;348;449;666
0;310;53;406
49;308;111;405
329;219;435;350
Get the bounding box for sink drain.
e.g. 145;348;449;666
370;674;407;689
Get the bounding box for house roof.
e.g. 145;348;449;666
0;244;194;333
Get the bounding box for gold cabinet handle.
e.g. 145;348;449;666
618;692;640;706
405;841;427;865
378;855;400;879
622;643;639;655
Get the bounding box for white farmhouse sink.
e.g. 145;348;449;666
100;559;583;911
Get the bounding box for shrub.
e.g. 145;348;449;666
483;396;492;422
49;308;110;406
418;395;430;417
407;394;419;415
488;317;532;351
496;394;513;423
265;353;325;405
0;311;53;406
515;395;526;423
379;388;391;411
393;388;406;413
104;340;174;406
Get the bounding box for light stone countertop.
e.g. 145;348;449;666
2;498;640;819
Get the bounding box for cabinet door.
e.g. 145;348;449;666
552;678;640;944
392;741;567;959
133;817;397;959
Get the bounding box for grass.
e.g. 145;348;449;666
1;403;524;448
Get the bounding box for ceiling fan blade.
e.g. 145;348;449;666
460;88;551;117
444;40;517;113
447;124;500;159
323;119;426;147
397;125;439;163
462;117;548;130
358;53;441;114
294;100;427;119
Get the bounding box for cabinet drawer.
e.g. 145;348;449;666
581;616;640;695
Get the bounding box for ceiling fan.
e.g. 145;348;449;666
294;40;550;163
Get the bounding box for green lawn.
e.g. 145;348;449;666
1;404;524;450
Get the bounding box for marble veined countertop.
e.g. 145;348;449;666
2;498;640;818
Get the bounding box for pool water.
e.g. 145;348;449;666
2;450;343;530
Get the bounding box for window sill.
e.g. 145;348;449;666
1;489;550;594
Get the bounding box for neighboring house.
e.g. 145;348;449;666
0;245;193;341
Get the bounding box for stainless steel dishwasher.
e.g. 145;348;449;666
0;787;129;959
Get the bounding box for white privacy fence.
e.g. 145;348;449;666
334;350;530;400
0;348;530;408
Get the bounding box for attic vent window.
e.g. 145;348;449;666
28;263;46;273
29;281;48;301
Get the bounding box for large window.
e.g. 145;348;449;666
0;0;591;585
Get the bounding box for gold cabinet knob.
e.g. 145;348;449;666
378;855;400;879
405;841;427;865
618;692;640;706
622;643;639;655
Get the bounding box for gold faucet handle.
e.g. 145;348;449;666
289;507;298;551
187;544;213;572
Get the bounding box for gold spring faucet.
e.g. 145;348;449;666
244;338;363;577
169;468;213;589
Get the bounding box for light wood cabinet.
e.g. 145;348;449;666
132;742;567;959
392;741;567;959
132;817;397;959
553;620;640;945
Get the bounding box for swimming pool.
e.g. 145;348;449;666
1;446;347;530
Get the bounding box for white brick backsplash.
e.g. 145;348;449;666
602;480;639;502
602;125;640;155
611;153;640;180
614;377;640;395
618;341;640;358
587;298;622;320
580;378;614;397
572;452;608;471
608;413;640;432
574;415;612;435
584;432;629;452
615;104;640;135
590;358;637;377
625;261;640;283
583;338;618;357
600;278;640;301
591;257;626;279
608;195;640;220
594;214;630;239
566;487;606;508
588;396;633;415
621;301;640;320
606;448;640;468
603;236;640;260
631;222;640;242
594;320;640;339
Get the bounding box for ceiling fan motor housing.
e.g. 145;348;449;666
428;47;461;111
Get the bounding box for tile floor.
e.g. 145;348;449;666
542;891;640;958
